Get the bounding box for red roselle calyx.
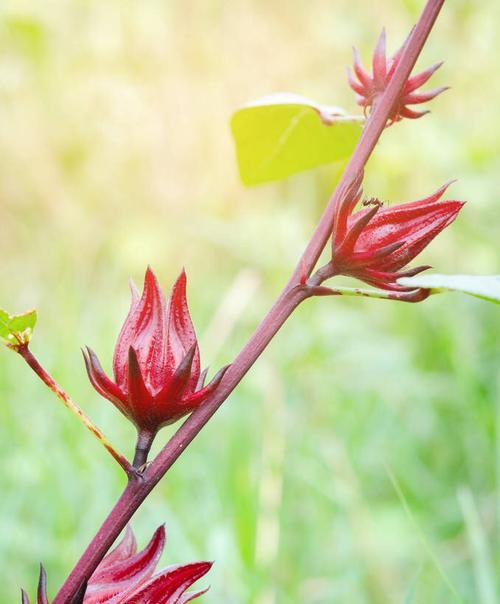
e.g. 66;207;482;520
22;525;212;604
83;268;229;466
348;29;448;123
328;181;464;292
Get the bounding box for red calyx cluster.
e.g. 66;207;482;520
83;268;229;437
22;526;212;604
348;29;448;122
330;181;464;293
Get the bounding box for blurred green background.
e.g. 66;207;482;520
0;1;499;602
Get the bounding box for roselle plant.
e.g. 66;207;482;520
2;0;500;602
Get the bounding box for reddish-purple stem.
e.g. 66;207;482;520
53;1;445;601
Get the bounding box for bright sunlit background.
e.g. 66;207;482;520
0;1;499;603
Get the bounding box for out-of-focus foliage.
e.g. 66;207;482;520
0;2;498;604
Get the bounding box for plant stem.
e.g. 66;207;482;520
52;286;309;604
132;429;156;469
53;1;445;601
18;345;133;476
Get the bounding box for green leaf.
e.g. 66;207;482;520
230;93;363;185
398;274;500;304
0;307;37;349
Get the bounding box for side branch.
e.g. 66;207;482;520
18;345;133;476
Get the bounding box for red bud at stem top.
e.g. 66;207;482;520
84;268;229;448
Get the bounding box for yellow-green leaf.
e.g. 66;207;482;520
398;274;500;304
230;93;363;186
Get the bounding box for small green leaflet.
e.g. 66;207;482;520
230;93;363;185
0;307;37;348
398;274;500;305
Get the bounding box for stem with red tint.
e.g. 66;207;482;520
53;1;445;601
18;345;134;476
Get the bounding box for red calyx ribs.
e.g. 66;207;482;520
83;268;229;436
331;181;464;292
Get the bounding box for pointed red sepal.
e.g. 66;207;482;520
113;267;168;393
196;367;209;391
21;567;48;604
398;106;430;119
165;271;200;391
127;346;154;427
182;364;230;407
346;241;405;269
332;181;363;247
404;86;449;105
348;30;446;123
372;28;387;86
399;180;456;210
21;590;31;604
37;566;48;604
178;586;210;604
99;527;138;572
352;46;372;89
94;525;165;585
404;61;443;93
120;562;213;604
85;526;166;604
155;344;198;405
365;265;431;283
83;348;128;416
356;272;418;292
334;204;379;256
347;68;365;95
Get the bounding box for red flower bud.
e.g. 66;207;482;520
22;526;212;604
21;566;48;604
83;268;229;434
348;29;448;123
331;182;464;291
